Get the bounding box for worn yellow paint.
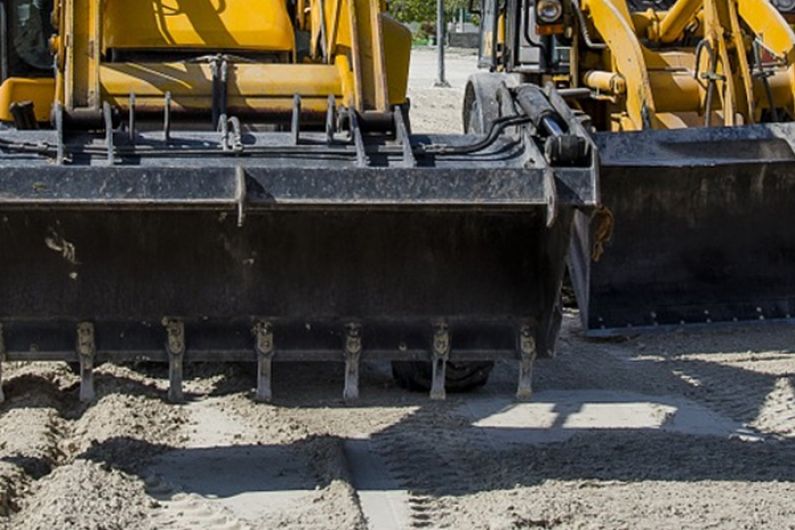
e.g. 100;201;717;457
582;0;657;129
577;0;795;130
0;78;56;122
103;0;295;52
101;62;342;102
383;14;411;105
62;0;102;110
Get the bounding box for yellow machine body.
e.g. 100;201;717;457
0;0;411;123
474;0;795;333
0;78;55;122
103;0;296;52
570;0;795;131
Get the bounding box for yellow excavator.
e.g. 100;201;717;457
0;0;598;403
467;0;795;336
0;0;792;405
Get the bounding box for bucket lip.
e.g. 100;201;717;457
0;164;598;209
595;122;795;168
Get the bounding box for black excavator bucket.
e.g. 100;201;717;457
569;124;795;336
0;91;598;402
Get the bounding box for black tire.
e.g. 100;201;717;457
391;361;494;393
66;360;106;374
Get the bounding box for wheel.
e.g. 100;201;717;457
391;361;494;393
463;72;520;134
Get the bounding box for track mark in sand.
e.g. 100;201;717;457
145;398;316;528
368;408;494;528
344;437;412;530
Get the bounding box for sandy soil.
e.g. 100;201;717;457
0;48;793;529
407;47;477;134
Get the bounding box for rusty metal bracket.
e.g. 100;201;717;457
516;324;536;400
163;318;185;402
235;165;247;228
253;320;275;402
343;323;363;401
430;322;450;400
76;322;96;403
543;167;558;227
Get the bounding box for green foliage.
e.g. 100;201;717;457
389;0;471;23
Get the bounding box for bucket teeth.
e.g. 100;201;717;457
430;323;450;401
253;321;274;403
76;322;96;403
516;324;537;401
343;323;362;401
163;318;185;403
0;324;5;404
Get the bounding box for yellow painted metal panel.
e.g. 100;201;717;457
0;78;56;122
64;0;101;109
383;14;410;106
103;0;295;52
100;62;343;110
583;0;656;129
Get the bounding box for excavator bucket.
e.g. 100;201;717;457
569;124;795;335
0;89;598;401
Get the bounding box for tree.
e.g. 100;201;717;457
389;0;470;23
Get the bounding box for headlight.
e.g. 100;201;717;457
536;0;563;23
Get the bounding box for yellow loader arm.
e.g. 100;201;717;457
578;0;795;130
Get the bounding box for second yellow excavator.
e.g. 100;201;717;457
468;0;795;336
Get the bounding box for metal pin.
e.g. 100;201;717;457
325;94;336;145
516;324;537;401
430;323;450;400
0;324;5;404
253;321;274;402
163;318;185;402
348;110;369;167
343;323;362;401
393;106;416;168
235;165;246;228
54;103;65;165
291;94;302;145
163;92;172;143
129;92;136;141
76;322;96;403
103;101;115;165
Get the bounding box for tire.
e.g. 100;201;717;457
391;361;494;393
66;360;106;374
